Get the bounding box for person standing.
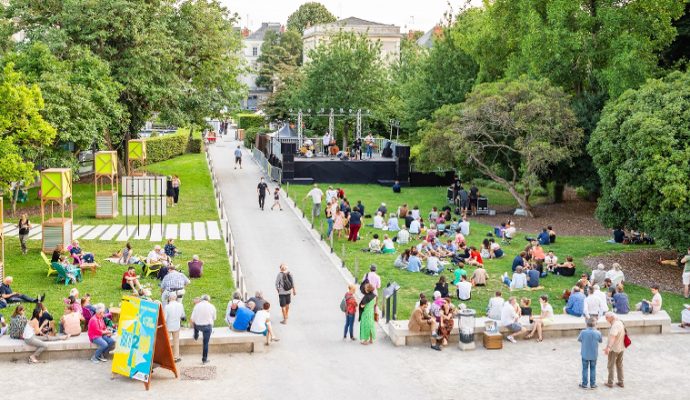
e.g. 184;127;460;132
165;292;185;363
166;176;174;207
160;265;190;306
604;312;626;388
270;186;283;211
348;207;362;242
681;247;690;298
257;177;269;210
362;265;381;294
469;185;479;215
191;294;216;364
304;183;324;218
578;317;602;389
275;264;296;325
171;175;181;207
342;284;357;340
234;145;242;169
322;131;331;156
359;283;377;345
364;132;374;159
17;214;31;255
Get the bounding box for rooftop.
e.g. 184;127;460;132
247;22;282;41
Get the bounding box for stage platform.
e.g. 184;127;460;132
291;157;397;184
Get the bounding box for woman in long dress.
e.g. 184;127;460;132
359;283;377;345
437;299;455;346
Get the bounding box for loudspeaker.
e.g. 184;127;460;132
395;145;410;159
283;153;294;163
282;170;294;181
396;158;410;181
281;142;296;154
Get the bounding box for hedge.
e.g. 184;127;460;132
243;126;272;148
237;113;266;130
187;137;203;153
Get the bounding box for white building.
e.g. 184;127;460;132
302;17;401;65
240;22;282;110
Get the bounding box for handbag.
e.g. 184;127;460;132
623;329;631;348
373;305;380;322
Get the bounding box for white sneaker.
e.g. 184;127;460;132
507;335;517;343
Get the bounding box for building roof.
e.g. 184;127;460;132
335;17;389;27
247;22;282;41
416;26;443;48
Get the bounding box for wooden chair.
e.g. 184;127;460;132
52;262;82;286
143;260;163;279
41;252;58;277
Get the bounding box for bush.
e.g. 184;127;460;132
145;133;189;163
237;113;266;130
187;137;203;153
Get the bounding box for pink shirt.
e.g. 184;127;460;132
455;233;465;245
87;314;106;341
532;246;545;260
366;272;381;290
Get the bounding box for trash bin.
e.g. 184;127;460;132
458;308;476;350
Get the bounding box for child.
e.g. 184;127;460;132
271;186;282;211
520;297;533;323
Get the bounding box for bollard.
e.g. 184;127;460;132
354;257;359;283
330;234;334;253
319;220;324;240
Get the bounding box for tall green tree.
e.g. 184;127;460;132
0;63;56;193
255;30;302;91
0;3;13;53
418;77;583;216
298;31;388;148
589;70;690;249
286;2;336;35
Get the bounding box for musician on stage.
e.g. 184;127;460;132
322;132;331;156
364;132;375;159
352;137;362;160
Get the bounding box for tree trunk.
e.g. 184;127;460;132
11;185;19;217
189;126;194;138
554;181;565;203
342;121;349;151
506;185;535;218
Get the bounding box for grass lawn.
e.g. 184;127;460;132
3;153;217;225
288;184;686;322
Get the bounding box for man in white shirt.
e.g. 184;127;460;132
487;291;505;320
325;186;338;203
191;294;217;364
584;289;607;318
303;184;324;218
426;256;443;275
544;251;558;271
164;293;185;362
501;297;527;343
397;226;410;245
322;132;331;155
591;264;607;286
459;217;470;236
592;285;609;314
372;212;385;229
409;219;421;235
503;267;527;290
456;275;472;301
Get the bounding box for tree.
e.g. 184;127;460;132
255;30;302;91
589;70;690;249
454;0;686;198
0;4;12;53
418;77;583;217
0;63;56;200
286;2;336;35
298;31;388;148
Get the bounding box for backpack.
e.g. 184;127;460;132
229;302;239;317
282;272;293;291
340;295;348;313
359;273;370;295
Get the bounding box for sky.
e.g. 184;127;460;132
221;0;482;33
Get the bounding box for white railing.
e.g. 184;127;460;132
205;148;248;300
252;148;282;183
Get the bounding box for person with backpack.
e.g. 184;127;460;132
276;264;296;324
360;264;381;295
341;284;358;341
224;291;245;327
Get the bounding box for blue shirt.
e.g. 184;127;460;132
612;292;630;314
407;256;422;272
537;231;550;245
526;269;540;287
566;292;586;317
234;149;242;157
349;211;362;225
512;255;524;272
232;307;255;331
577;328;602;360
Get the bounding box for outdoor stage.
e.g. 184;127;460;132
293;155;397;184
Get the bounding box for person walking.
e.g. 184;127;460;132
17;214;31;255
270;186;283;211
604;312;626;388
304;183;323;218
165;292;185;363
234;145;242;169
171;175;181;207
578;317;602;389
257;177;269;211
275;264;296;324
348;207;362;242
358;283;377;345
191;294;216;364
342;284;357;341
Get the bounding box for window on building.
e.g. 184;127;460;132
252;47;258;56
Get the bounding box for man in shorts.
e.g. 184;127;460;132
234;145;242;169
501;296;527;343
257;177;268;210
275;264;296;324
682;247;690;298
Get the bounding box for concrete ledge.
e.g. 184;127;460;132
0;327;264;361
389;311;671;347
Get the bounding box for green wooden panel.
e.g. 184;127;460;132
41;169;72;200
95;151;117;175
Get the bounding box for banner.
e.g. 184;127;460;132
112;296;159;382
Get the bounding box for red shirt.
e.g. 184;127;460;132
122;270;136;286
470;250;483;264
345;292;357;315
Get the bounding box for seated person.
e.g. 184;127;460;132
371;212;385;229
368;234;382;253
396;226;410;245
520;298;533;323
408;299;440;350
231;302;255;332
452;265;468;285
51;245;64;263
381;235;395;254
0;276;43;307
606;263;625;286
564;286;585;317
428;207;439;222
406;249;423;273
445;219;459;236
680;304;690;329
387;213;400;231
489;239;504;258
119;243;140;265
537;228;550;246
612;285;630;314
466;246;484;267
544;251;558;272
409;218;421;235
188;255;204;278
459;217;470;237
456;275;472;301
60;305;84;337
377;203;388;216
636;285;662;314
454;229;466;247
610;228;625;244
547;226;556;243
164;238;180;258
69;240;94;265
147;245;169;268
480;239;492;260
444;239;457;254
394;250;411;269
54;256;80;283
434;276;449;298
404;211;414;228
486;292;505;321
225;292;245;327
503;222;517;242
411;206;420;220
425;255;444;276
471;265;488;286
121;266;142;293
530;241;545;261
503;267;527;290
424;224;438;243
392;181;401;193
512;252;526;272
397;204;409;219
554;256;576;276
526;265;540;288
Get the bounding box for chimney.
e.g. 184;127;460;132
433;25;443;38
241;27;250;38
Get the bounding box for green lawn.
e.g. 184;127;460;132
288;184;686;322
4;153;218;225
